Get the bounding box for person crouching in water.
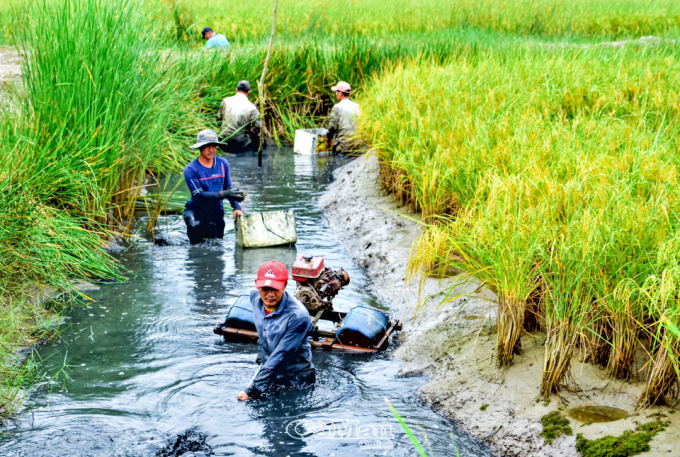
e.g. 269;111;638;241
183;129;244;245
238;260;315;400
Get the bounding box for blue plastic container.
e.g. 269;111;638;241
224;295;256;332
335;306;389;349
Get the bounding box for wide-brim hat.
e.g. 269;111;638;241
190;129;227;149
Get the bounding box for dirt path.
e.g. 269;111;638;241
0;46;21;109
319;153;679;457
0;46;20;85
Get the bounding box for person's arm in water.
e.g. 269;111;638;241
221;160;244;220
243;315;310;399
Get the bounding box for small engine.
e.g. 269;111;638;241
292;255;350;313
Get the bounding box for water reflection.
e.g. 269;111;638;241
0;148;491;457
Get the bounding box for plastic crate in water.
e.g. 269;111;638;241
294;128;332;155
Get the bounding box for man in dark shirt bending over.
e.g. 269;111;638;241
183;129;244;244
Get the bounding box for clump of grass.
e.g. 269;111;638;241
480;404;489;411
575;420;667;457
540;411;573;444
0;0;208;416
12;0;207;231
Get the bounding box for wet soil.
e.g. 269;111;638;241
320;153;680;457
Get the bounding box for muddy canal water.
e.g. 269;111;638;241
0;148;491;456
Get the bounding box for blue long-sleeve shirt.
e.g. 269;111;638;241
183;156;241;222
205;34;230;50
245;289;314;397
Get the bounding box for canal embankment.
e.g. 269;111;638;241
320;153;680;457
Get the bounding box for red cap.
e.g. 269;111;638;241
255;260;289;290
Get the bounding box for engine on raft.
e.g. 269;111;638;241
213;255;402;352
292;255;350;314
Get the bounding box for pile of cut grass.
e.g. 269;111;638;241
359;43;680;405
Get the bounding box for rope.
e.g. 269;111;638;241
260;212;292;242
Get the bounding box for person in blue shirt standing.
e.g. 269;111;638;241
201;27;230;50
237;260;315;400
183;129;243;245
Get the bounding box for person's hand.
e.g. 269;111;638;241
233;209;244;221
237;391;250;401
183;211;200;227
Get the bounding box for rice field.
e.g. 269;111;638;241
1;0;680;418
359;44;680;405
3;0;680;45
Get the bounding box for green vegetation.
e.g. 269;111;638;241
360;42;680;405
1;0;680;438
540;411;573;444
4;0;680;45
0;0;207;417
575;420;667;457
480;404;489;411
201;29;501;144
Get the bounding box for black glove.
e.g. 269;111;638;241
219;189;246;202
183;210;200;227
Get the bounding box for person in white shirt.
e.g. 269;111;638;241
202;27;230;50
327;81;361;154
217;80;262;153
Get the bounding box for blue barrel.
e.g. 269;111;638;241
335;306;389;349
224;295;256;332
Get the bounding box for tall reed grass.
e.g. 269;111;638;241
360;44;680;404
0;0;207;413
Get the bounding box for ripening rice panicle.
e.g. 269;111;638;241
360;43;680;397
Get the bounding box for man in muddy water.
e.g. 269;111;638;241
237;260;315;400
218;80;262;153
182;129;244;245
327;81;362;154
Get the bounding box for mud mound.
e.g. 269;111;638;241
155;428;213;457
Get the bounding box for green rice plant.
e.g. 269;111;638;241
409;176;544;366
4;0;680;46
150;0;680;46
538;235;590;399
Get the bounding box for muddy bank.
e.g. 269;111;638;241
319;153;679;457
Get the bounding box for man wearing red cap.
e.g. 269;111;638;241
237;260;315;400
